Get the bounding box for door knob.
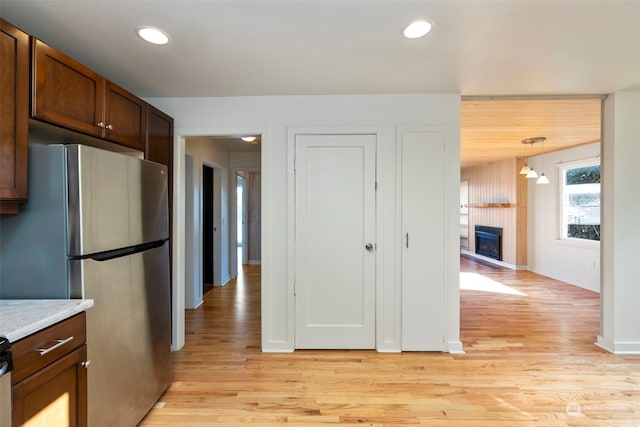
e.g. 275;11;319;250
365;243;374;251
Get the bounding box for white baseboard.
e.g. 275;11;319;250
529;267;600;293
214;277;232;287
460;250;517;270
248;260;262;265
447;340;465;354
596;335;640;354
186;299;203;310
262;344;294;352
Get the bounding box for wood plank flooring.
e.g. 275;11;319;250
140;259;640;426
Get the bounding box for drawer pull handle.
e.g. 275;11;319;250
38;336;74;356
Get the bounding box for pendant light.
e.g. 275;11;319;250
536;137;550;185
536;173;550;184
521;137;546;179
520;138;532;174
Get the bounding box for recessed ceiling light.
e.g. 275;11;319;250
136;26;170;45
241;136;257;142
403;20;433;39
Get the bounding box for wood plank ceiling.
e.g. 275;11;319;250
461;98;602;170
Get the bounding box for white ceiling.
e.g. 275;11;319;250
2;1;640;98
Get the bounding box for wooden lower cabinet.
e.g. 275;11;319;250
12;346;87;427
11;313;88;427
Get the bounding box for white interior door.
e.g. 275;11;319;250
294;134;376;349
401;131;446;350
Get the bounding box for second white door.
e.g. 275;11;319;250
294;134;376;349
401;130;446;350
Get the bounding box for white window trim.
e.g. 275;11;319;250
556;156;601;244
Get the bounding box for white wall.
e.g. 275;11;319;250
231;152;261;169
184;155;198;308
184;139;232;309
598;88;640;354
527;143;601;292
147;94;461;353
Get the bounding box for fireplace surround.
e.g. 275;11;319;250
474;225;503;261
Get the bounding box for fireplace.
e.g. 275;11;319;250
475;225;503;261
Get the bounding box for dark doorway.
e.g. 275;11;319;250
203;165;214;293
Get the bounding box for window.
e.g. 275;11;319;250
559;160;600;242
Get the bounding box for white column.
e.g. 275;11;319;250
598;88;640;354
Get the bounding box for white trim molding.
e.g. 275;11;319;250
596;336;640;355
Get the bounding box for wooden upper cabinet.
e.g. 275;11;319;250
105;82;146;151
146;105;174;302
0;19;29;213
146;105;173;168
32;38;104;138
32;38;146;150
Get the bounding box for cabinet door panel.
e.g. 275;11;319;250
146;105;173;167
0;19;29;211
146;105;174;302
32;39;104;138
12;345;87;427
104;81;146;150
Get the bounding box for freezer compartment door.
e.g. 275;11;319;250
71;242;171;427
67;144;168;256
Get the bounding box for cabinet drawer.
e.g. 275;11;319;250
12;312;86;384
12;345;88;427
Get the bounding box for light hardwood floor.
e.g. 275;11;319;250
140;259;640;426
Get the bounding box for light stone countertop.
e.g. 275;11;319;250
0;299;94;342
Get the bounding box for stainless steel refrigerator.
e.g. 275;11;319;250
0;144;171;426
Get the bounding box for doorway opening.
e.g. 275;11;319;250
234;170;261;270
202;164;215;295
182;135;262;312
459;96;603;353
236;174;248;266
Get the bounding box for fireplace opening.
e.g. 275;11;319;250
475;225;503;261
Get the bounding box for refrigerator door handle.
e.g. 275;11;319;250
70;239;168;262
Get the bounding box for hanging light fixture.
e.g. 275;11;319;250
521;137;546;179
536;137;550;185
536;173;550;184
520;139;532;174
526;168;538;179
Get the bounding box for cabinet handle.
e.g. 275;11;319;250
38;336;74;356
106;124;113;131
97;121;105;128
81;360;91;369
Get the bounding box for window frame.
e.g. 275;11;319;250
557;157;601;245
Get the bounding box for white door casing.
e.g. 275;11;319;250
401;131;446;351
294;134;376;349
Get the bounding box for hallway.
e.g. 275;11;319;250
140;261;639;425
